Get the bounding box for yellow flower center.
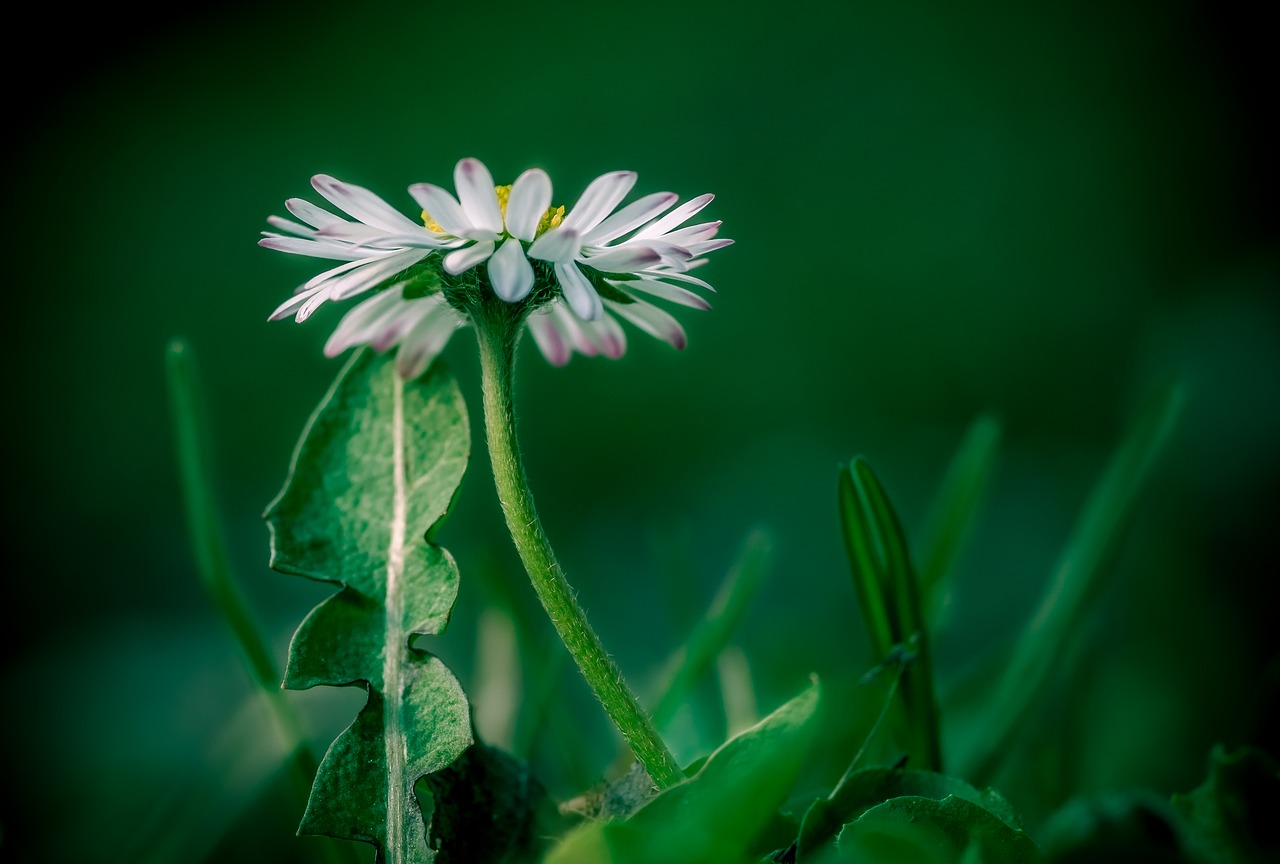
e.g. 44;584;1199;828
421;185;565;237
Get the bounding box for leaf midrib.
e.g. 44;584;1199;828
384;374;409;863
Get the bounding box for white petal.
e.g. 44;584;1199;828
582;246;663;273
556;262;602;321
651;268;718;293
444;240;495;275
259;236;365;261
660;221;722;245
506;168;552;241
324;287;416;356
268;283;325;322
583;192;678;245
454;158;504;235
488;237;534;302
311;174;422;234
408;183;472;236
633;193;714;239
528;227;582;263
684;238;734;256
284;197;347;230
586;311;627;359
397;310;461;379
327;249;429;302
609;298;688;349
616;278;712;310
562;171;637;234
526;310;571;367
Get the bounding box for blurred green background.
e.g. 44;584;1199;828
5;0;1276;861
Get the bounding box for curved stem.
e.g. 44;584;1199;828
473;313;683;790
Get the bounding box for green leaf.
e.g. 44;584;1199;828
838;460;942;771
418;741;562;863
1038;791;1186;863
1171;744;1280;864
835;794;1037;864
266;349;474;864
915;413;1002;629
798;767;1024;861
955;382;1184;783
545;679;823;864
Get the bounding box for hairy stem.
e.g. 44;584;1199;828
473;308;682;789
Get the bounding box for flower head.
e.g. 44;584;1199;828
261;159;730;376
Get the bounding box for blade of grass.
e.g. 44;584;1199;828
165;339;356;864
838;467;896;661
851;460;943;772
916;413;1002;628
958;381;1185;783
650;528;774;730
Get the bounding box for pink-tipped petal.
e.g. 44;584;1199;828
284;197;346;230
562;171;637;234
489;237;534;302
583;191;678;245
259;236;365;261
444;240;495;275
633;193;715;239
528;227;583;263
582;245;664;273
527;310;572;367
454;158;504;235
408;183;472;236
556;262;603;321
311;174;422;234
610;298;688;349
618;278;713;310
506;168;553;241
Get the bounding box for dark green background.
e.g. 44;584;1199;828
6;1;1276;861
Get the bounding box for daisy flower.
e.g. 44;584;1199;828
409;158;553;303
527;173;730;325
262;160;729;376
261;174;459;323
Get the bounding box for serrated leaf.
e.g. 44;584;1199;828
797;767;1023;861
838;460;942;771
955;382;1184;783
545;679;823;864
265;349;474;864
835;795;1037;864
1171;744;1280;864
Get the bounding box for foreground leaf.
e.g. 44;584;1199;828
797;767;1024;861
266;349;473;863
546;679;823;864
1171;744;1280;864
835;794;1036;863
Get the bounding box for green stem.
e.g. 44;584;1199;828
473;310;683;790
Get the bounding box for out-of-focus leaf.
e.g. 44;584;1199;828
267;349;474;864
165;339;358;864
651;528;774;729
838;459;942;771
1171;744;1280;864
834;794;1037;863
1038;791;1186;864
797;767;1023;861
915;413;1002;629
955;382;1184;783
545;679;823;864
